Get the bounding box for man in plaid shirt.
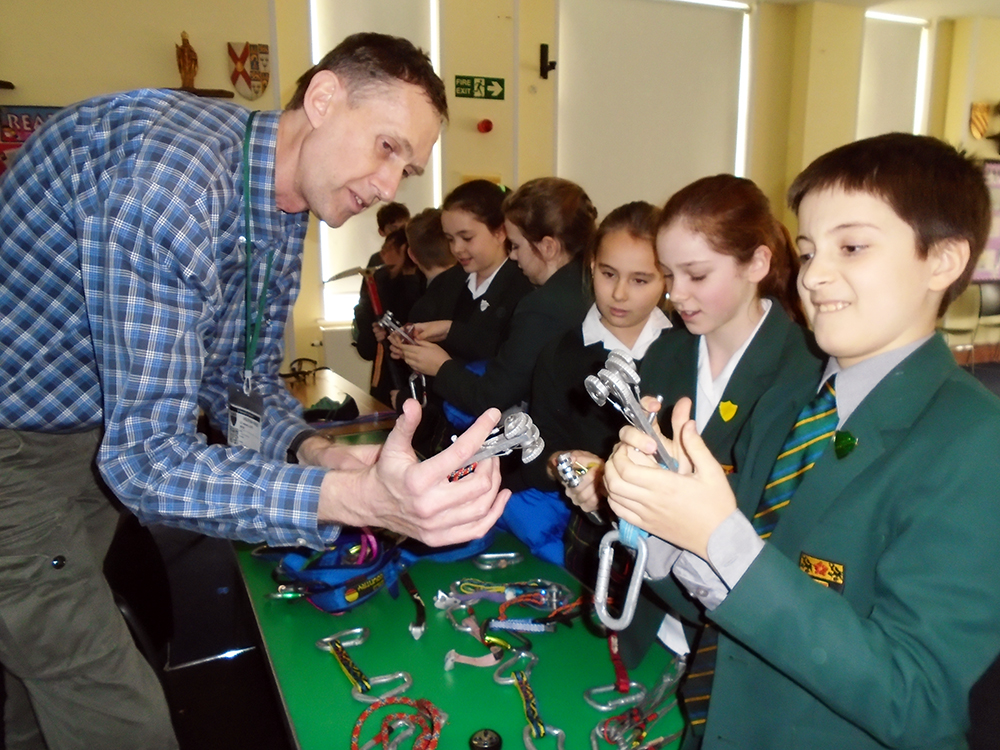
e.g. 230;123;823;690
0;33;508;749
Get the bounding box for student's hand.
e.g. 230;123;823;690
604;398;735;559
410;320;452;343
388;332;406;360
397;340;451;377
296;434;382;470
546;450;606;513
373;323;387;343
317;399;510;546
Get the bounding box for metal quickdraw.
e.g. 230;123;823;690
590;655;687;750
584;633;647;713
449;412;544;482
586;350;678;630
379;311;428;406
316;627;413;704
493;651;565;749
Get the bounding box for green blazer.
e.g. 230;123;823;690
433;258;589;415
619;302;823;646
693;335;1000;749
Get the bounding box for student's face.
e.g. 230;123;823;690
441;209;507;278
591;229;665;340
657;221;763;340
293;76;441;228
796;188;945;369
379;239;406;271
505;220;547;286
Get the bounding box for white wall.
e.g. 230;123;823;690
856;17;924;139
557;0;745;216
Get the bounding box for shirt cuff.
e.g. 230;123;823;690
672;510;764;610
644;535;683;580
286;428;320;464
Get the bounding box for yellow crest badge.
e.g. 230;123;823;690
719;401;738;422
799;552;844;594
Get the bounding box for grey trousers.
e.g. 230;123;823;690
0;428;178;750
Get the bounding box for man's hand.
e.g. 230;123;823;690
604;398;735;559
297;434;381;470
395;340;451;377
317;399;510;546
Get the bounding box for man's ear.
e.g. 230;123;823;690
301;70;344;128
928;238;970;292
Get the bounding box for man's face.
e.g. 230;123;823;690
795;187;943;368
295;77;441;228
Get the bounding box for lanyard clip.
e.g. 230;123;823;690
242;369;253;395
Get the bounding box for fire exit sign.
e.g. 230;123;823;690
455;76;505;100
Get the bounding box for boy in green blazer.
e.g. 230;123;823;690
605;133;1000;749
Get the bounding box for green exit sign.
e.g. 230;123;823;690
455;76;505;100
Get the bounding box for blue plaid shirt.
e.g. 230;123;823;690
0;89;335;547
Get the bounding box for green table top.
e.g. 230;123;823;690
236;532;684;749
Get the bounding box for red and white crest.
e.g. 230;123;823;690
228;42;270;101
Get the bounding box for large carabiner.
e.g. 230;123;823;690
593;529;649;631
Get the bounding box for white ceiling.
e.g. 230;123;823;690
765;0;1000;20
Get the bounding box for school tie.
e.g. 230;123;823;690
680;377;839;730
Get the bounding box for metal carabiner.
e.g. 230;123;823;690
593;529;649;631
524;724;566;750
583;681;648;712
473;551;524;570
315;626;368;651
352;671;413;704
445;603;479;634
493;650;538;685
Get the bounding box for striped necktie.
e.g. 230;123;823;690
680;377;838;731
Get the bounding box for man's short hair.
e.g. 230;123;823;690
286;32;448;121
377;202;411;234
405;208;453;271
788;132;992;315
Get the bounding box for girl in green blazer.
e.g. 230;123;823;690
563;176;822;588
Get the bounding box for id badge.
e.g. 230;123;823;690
228;383;264;452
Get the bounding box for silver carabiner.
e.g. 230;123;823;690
524;724;566;749
493;650;538;685
583;681;647;712
315;626;368;651
352;671;413;704
594;529;649;631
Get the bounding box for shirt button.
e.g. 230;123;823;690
51;555;67;569
296;538;308;546
696;587;709;597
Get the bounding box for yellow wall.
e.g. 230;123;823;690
1;0;277;108
747;3;797;222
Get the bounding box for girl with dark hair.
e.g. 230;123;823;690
500;201;671;563
567;174;823;671
407;180;533;362
395;177;595;423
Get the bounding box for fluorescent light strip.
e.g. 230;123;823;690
430;0;443;207
734;10;750;177
865;11;927;26
667;0;749;11
913;25;930;134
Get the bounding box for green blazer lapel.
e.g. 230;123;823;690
770;336;957;550
701;304;792;454
638;329;698;412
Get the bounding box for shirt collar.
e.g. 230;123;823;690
467;258;507;299
245;110;306;245
581;303;673;359
821;333;933;426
